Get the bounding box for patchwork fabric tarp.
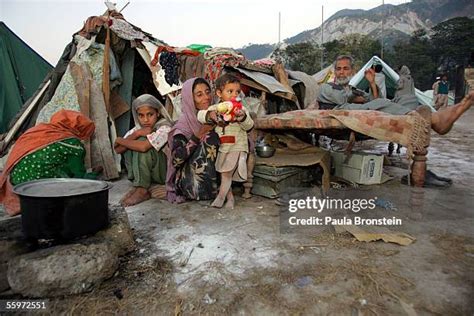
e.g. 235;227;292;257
0;22;52;133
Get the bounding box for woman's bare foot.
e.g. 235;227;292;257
121;187;151;207
432;91;474;135
224;191;235;209
120;187;137;205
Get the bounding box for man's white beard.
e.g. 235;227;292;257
336;75;352;86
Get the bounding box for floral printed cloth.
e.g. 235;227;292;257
36;42;121;124
171;132;219;201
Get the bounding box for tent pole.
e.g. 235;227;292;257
381;0;384;59
1;80;51;153
321;5;324;69
278;12;281;44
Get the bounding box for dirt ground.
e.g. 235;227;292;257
2;109;474;315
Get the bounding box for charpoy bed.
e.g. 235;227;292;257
255;109;431;187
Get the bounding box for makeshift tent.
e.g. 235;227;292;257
0;12;168;180
0;22;52;133
0;10;310;179
349;56;436;111
173;48;307;113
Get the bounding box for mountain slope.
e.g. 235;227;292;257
238;0;474;60
238;43;275;61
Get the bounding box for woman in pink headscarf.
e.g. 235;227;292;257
166;78;220;203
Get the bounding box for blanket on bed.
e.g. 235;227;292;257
255;109;430;158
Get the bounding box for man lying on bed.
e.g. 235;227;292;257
317;55;473;136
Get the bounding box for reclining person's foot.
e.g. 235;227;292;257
431;91;474;135
460;91;474;109
121;187;151;207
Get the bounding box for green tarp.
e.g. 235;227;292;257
0;22;52;133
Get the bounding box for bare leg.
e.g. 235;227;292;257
212;172;233;208
224;190;235;209
121;187;151;207
431;91;474;135
242;153;255;199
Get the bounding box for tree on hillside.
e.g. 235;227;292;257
389;17;474;90
431;17;474;69
391;29;436;90
324;34;381;69
272;42;321;74
272;35;381;74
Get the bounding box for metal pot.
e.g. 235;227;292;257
256;145;276;158
13;178;111;241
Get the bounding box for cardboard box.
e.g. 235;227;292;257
331;151;384;185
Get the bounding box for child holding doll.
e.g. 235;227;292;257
197;74;254;208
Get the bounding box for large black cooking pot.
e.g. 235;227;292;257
13;178;111;241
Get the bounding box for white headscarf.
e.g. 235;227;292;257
131;94;172;129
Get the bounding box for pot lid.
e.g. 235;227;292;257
13;178;110;198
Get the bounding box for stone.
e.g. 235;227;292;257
0;216;29;292
7;241;119;297
3;206;133;297
95;205;135;256
0;215;23;239
0;240;29;292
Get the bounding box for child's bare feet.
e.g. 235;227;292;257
224;191;235;209
211;196;225;208
121;187;151;207
212;171;234;208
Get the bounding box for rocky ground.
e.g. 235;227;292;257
1;109;473;315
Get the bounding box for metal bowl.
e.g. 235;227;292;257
256;145;276;158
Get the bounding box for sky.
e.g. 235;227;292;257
0;0;409;65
